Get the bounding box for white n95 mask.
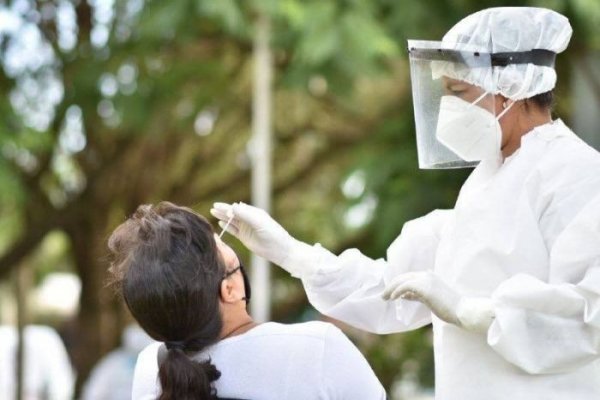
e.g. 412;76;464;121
435;94;512;162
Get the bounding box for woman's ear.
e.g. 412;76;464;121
495;94;509;112
495;95;520;122
220;278;236;304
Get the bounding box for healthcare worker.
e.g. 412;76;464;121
212;7;600;400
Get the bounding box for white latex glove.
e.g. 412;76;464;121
211;202;326;278
211;202;293;266
382;271;494;333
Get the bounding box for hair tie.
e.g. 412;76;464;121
165;340;187;351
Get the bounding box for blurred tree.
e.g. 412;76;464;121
0;0;598;395
0;0;405;391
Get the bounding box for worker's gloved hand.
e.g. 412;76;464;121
211;202;294;266
211;202;326;278
382;271;494;333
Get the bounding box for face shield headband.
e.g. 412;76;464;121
407;47;556;68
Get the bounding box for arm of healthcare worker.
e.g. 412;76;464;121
211;202;451;334
384;193;600;374
484;193;600;375
382;271;495;333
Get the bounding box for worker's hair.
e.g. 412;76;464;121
526;90;554;111
108;202;224;400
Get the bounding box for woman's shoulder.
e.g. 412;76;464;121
136;342;162;369
211;321;352;358
137;321;344;356
240;320;342;342
131;342;163;399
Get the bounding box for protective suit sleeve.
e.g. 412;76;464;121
301;209;452;334
488;194;600;374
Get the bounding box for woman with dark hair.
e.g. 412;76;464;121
108;202;385;400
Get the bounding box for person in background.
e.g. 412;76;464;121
108;202;385;400
81;324;154;400
0;324;74;400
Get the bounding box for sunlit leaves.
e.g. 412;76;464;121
136;0;189;41
197;0;248;36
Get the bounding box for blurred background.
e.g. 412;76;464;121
0;0;599;398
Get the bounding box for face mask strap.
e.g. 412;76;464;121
463;91;492;114
470;91;489;107
469;92;515;122
240;265;251;303
222;262;251;304
496;100;515;121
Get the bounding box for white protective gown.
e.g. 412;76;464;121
300;120;600;399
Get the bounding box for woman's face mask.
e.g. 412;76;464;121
215;234;252;303
435;92;513;162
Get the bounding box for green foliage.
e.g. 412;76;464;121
197;0;249;36
363;327;435;389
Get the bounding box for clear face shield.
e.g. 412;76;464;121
408;40;501;169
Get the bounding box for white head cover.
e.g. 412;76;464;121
432;7;572;100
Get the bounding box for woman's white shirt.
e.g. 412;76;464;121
131;321;386;400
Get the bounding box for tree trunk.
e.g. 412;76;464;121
65;213;124;396
14;262;32;400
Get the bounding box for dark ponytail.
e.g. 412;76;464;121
108;202;226;399
159;349;221;400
